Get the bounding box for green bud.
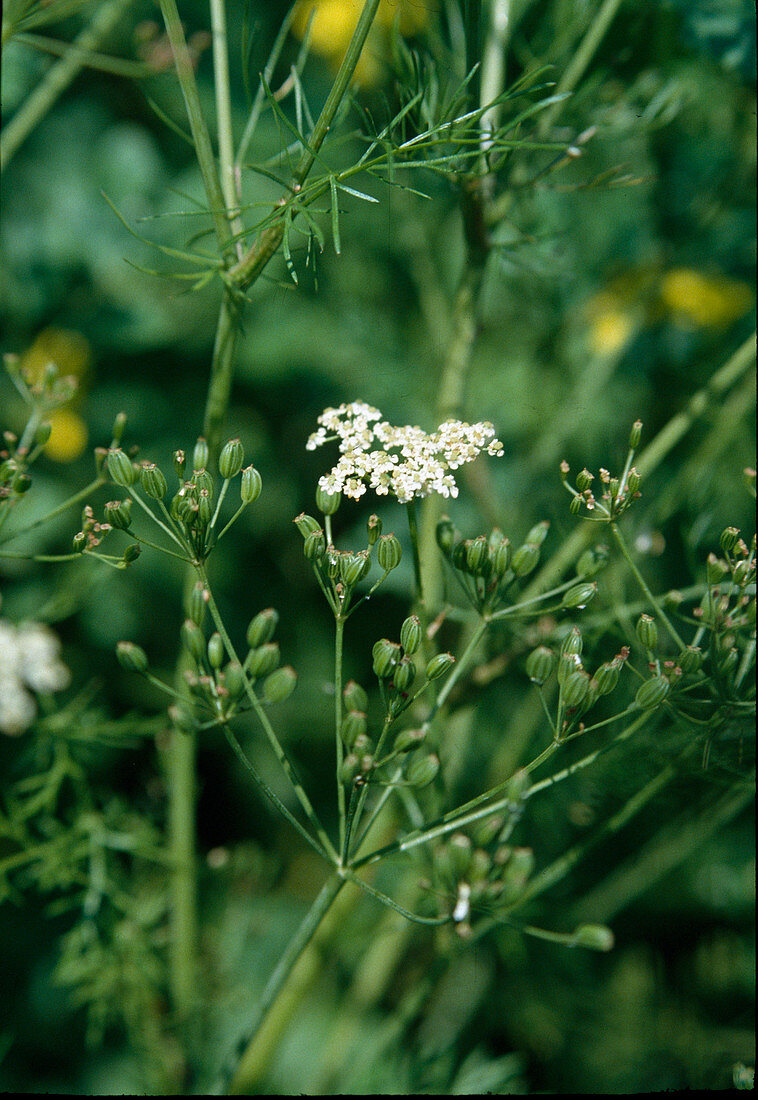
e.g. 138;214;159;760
340;551;369;588
34;421;52;446
140;463;167;500
511;542;540;577
173;450;186;479
247;609;279;648
406;753;439;788
629;420;643;449
733;559;753;586
501;847;534;900
626;467;641;494
471;815;504;848
262;666;296;703
294;512;321;538
635;676;670;709
240;465;262;503
224;662;246;700
377;533;402;571
558;651;583;686
107;448;136;487
717;647;739;678
720;526;740;554
466;535;489;573
352;732;374;758
561;581;597;609
561;627;583;657
343;680;368;712
392;656;416;693
341;710;367;751
576;544;610;578
489;537;512;576
435;517;457;556
575;468;593;492
122;543;141;564
116;640;148;674
525;646;556;685
193;468;214;496
677;646;703;674
373;638;401;679
189;583;208;627
569;495;583;516
196;488;212;527
636;614;658;651
193;437;209;472
451;540;470;573
426;652;455;680
469;849;492;884
448;833;472;878
562;669;591;709
367;514;382;545
104;499;132;530
12;473;31;494
303;528;326;561
207;632;225;670
594;660;620;695
110;411;127;445
219;438;244;479
169;703;196;734
525;521;550;547
72;530;87;553
247;642;280;678
181;619;206;663
609;477;620;500
706;553;728;585
393;727;426;753
339;753;360;785
400;615;422;656
316;485;341;515
573;924;615;951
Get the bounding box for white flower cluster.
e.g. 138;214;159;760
0;618;71;735
306;402;504;504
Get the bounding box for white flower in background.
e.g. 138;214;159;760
0;619;71;735
307;402;504;504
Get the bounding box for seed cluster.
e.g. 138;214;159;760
307;402;504;503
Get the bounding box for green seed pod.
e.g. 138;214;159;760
262;665;297;703
343;680;368;712
576;544;610;578
193;437;209;472
169;703;196;734
677;646;703;674
116;640;148;674
525;521;550;547
340;552;368;588
247;642;280;678
489;536;512;576
406;753;439;788
469;848;492;884
400;615;422;656
562;670;591;709
393;727;426;753
471;814;504;848
189;582;208;627
224;662;246;700
448;833;472;878
196;488;212;527
706;553;728;585
246;608;279;648
240;465;262;504
104;499;132;530
316;485;341;515
720;526;740;554
219;438;244;480
373;638;401;679
339;753;360;785
140;463;167;500
466;535;489;573
733;559;752;586
569;494;583;516
635;675;670;709
636;614;658;651
718;648;739;677
341;710;367;750
173;450;186;479
303;528;326;561
557;651;583;686
609;477;620;500
561;627;583;657
193;468;214;496
107;448;136;487
392;656;416;693
110;411;127;445
72;530;87;553
575;468;593;492
12;473;32;494
352;732;374;757
506;769;530;803
426;652;455;680
525;646;556;685
626;467;641;494
367;514;382;545
377;533;402;571
501;846;534;899
511;542;540;577
122;543;141;564
573;924;615;952
181;619;206;663
451;540;470;573
435;516;457;556
561;581;597;609
294;512;321;538
629;419;643;449
594;660;620;696
34;421;52;446
207;632;225;670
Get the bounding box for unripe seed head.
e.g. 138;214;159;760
246;608;279;648
377;533;402;571
262;666;296;703
240;465;262;503
219;438;244;479
116;640;148;674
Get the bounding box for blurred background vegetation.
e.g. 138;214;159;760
0;0;755;1093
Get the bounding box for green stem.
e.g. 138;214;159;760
224;872;345;1094
610;521;686;650
166;709;198;1020
203;289;242;456
0;477;105;546
0;0;135;170
405;500;425;607
210;0;244;256
335;615;346;856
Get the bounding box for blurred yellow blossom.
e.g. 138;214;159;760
293;0;429;85
584;291;638;356
19;327;92;388
659;268;752;329
44;408;89;463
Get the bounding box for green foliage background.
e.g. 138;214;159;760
0;0;755;1093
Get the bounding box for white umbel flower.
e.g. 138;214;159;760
0;619;71;735
307;403;504;503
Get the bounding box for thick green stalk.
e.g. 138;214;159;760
203;288;242;456
210;0;244;255
0;0;135;169
335;615;347;855
165;714;198;1020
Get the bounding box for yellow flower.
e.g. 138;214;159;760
19;328;92;389
44;408;89;463
659;268;752;330
584;290;637;356
293;0;429;85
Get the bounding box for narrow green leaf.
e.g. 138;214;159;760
329;176;341;255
